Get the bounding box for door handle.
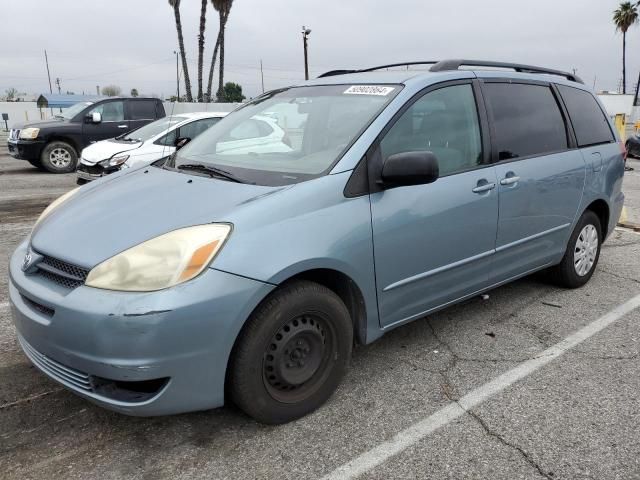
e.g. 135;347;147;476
117;125;129;129
472;182;496;193
500;175;520;186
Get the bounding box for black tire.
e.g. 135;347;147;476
40;141;78;173
549;210;602;288
228;280;353;424
27;159;46;171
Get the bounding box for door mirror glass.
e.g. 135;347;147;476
381;151;439;187
174;137;191;149
86;112;102;123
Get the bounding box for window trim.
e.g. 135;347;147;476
554;84;617;149
478;78;574;166
364;79;492;194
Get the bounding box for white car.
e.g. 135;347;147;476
76;112;227;184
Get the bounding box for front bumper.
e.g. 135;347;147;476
9;240;274;416
7;139;45;161
76;162;120;183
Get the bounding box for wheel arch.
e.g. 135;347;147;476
44;135;81;156
584;198;610;237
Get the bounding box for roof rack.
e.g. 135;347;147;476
318;59;583;84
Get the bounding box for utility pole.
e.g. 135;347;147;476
96;85;100;95
302;26;311;80
174;50;180;101
55;78;62;94
260;59;265;93
44;50;53;94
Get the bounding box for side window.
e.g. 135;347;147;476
380;84;483;177
88;101;124;122
483;83;568;160
227;119;273;141
557;85;615;147
179;118;220;139
129;100;157;120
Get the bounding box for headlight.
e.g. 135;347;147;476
34;187;80;228
85;224;231;292
100;154;129;167
19;128;40;140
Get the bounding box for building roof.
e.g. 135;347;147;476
36;94;106;109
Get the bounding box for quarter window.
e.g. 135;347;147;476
380;84;483;177
557;85;615;147
483;83;568;160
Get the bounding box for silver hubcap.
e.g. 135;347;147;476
574;224;598;277
49;148;71;168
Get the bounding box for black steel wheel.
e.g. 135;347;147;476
229;280;352;424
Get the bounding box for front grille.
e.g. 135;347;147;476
35;255;89;289
78;163;109;175
19;336;92;392
21;295;54;317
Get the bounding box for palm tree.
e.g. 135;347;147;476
206;0;233;102
613;2;638;94
197;0;207;102
168;0;193;102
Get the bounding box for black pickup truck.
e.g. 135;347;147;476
7;97;165;173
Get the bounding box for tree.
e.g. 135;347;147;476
613;2;638;94
220;82;245;103
197;0;207;102
101;85;122;96
130;88;139;97
4;87;18;101
206;0;234;102
168;0;193;102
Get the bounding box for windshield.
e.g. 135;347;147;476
56;102;94;120
122;116;188;142
172;84;401;185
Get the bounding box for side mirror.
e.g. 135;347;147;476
87;112;102;123
381;151;439;187
174;137;191;150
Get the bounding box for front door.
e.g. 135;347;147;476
480;81;586;283
82;100;127;146
370;82;499;329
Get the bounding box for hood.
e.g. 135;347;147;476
12;118;66;130
31;166;280;268
81;138;143;163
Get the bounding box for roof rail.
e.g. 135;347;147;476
317;62;439;78
318;60;583;84
429;59;584;84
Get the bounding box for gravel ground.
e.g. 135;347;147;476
1;138;639;480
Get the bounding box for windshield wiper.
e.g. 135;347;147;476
176;163;249;183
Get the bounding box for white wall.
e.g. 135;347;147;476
596;94;635;117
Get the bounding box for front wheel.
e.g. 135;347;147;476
228;280;353;424
550;210;602;288
40;141;78;173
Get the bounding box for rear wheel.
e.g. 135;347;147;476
40;141;78;173
228;280;352;424
550;210;602;288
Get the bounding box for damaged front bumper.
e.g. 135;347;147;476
9;240;274;416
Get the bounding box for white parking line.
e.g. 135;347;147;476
321;293;640;480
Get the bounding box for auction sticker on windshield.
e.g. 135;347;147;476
343;85;395;96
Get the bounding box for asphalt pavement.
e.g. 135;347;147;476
1;138;639;480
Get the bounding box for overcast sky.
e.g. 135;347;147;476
0;0;637;99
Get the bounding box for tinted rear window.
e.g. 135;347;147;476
484;83;568;160
558;85;614;147
129;100;157;120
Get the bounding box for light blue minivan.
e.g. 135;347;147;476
9;60;625;424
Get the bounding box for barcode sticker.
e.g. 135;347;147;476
343;85;395;96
